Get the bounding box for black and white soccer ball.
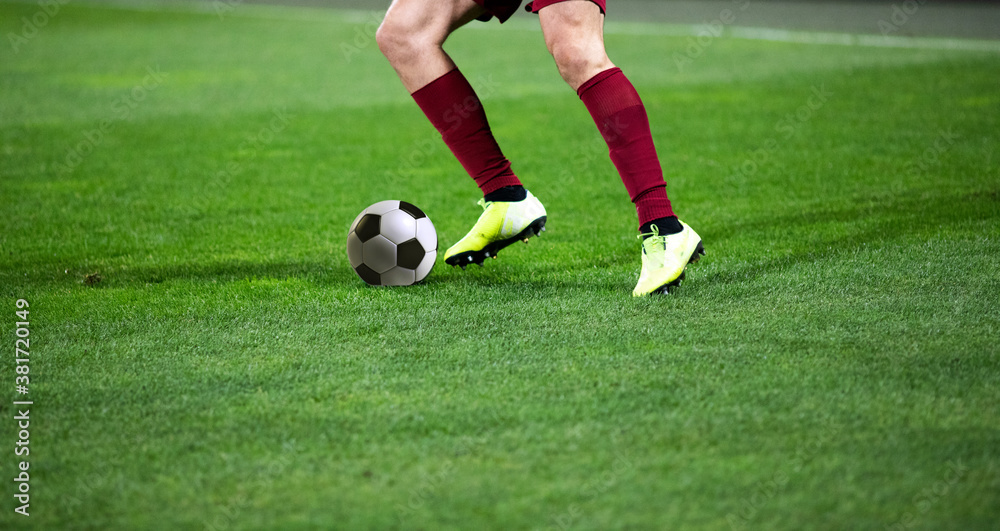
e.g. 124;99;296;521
346;200;437;286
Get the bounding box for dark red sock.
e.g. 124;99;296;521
577;68;675;226
411;69;521;195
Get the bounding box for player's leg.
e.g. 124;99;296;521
378;0;522;198
378;0;547;268
376;0;482;92
537;0;703;295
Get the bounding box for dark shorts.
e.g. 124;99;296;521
473;0;607;23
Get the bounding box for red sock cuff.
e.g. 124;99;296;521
576;67;622;98
634;185;675;226
411;69;474;139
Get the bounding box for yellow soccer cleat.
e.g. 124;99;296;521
444;191;547;268
632;221;705;297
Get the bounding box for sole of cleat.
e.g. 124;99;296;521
653;271;685;295
689;241;706;264
650;240;705;295
446;216;547;268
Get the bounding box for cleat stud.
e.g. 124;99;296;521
492;255;497;259
467;256;473;262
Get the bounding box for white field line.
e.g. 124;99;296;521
53;1;1000;53
480;17;1000;53
603;21;1000;53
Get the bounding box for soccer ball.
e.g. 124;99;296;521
346;200;437;286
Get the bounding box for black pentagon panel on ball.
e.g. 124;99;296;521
354;214;381;242
354;263;381;286
397;201;427;220
396;239;426;269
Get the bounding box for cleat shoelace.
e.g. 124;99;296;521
638;224;666;253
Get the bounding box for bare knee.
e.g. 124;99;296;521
376;18;418;64
378;17;449;69
548;39;613;90
540;2;615;90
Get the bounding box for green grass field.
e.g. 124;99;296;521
2;1;999;529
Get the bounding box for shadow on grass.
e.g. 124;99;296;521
67;259;356;289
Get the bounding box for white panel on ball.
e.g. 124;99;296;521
381;267;416;287
346;233;364;268
415;251;436;282
415;217;437;251
362;235;397;274
379;209;418;244
363;200;400;217
349;209;367;233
